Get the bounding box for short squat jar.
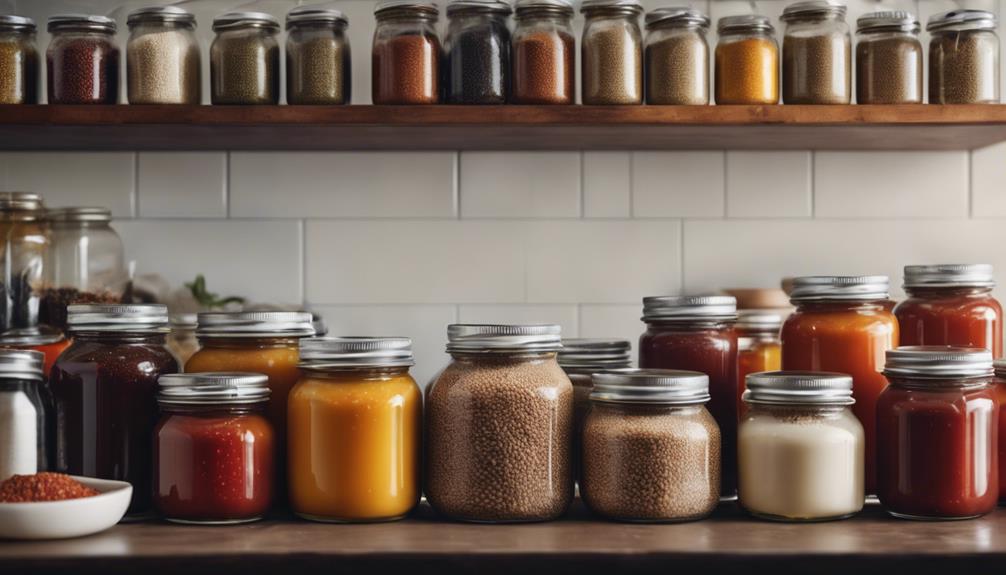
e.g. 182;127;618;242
425;324;573;523
580;0;644;105
854;11;922;104
372;0;441;105
581;369;720;522
644;7;709;105
210;12;280;105
47;14;119;105
445;0;511;104
739;371;864;522
0;15;38;104
715;15;778;105
286;6;351;105
511;0;575;105
781;0;851;104
927;10;999;104
126;6;200;105
154;373;274;525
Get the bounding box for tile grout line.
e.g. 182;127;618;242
628;152;635;218
579;150;585;219
967;150;973;218
454;151;461;219
810;150;816;218
132;152;139;219
300;219;307;307
678;219;685;294
225;152;232;219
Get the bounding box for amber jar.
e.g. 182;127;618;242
715;15;778;105
512;0;575;105
735;310;783;418
47;14;119;104
210;12;280;105
781;0;851;104
372;0;441;105
855;11;922;104
927;10;999;104
580;0;644;105
644;7;709;105
0;15;38;104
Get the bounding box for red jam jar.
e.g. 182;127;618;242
877;346;998;520
154;372;274;524
894;264;1002;357
638;295;738;498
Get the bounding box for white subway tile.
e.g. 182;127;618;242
583;152;631;218
632;152;725;217
138;152;226;218
460;152;581;218
726;151;811;218
973;143;1006;217
579;304;644;366
458;305;579;337
2;152;134;217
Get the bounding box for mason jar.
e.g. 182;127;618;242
0;349;47;480
735;310;783;417
126;6;200;104
47;14;119;104
512;0;575;104
286;6;351;105
580;0;644;105
372;0;441;104
781;0;851;104
927;10;999;104
715;15;778;105
0;15;38;104
855;11;922;104
0;192;47;332
644;7;709;105
445;0;511;104
210;12;280;105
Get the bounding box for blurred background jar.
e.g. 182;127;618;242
735;310;783;417
715;14;778;105
927;9;999;104
781;0;851;104
166;313;199;366
0;15;38;104
854;11;921;105
286;6;351;105
644;7;709;105
126;6;200;105
0;192;48;332
210;12;280;105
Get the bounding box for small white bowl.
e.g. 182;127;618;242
0;476;132;540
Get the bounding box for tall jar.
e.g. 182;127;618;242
855;11;922;105
372;0;441;105
638;295;738;499
0;193;47;332
781;0;851;104
126;6;200;105
927;10;1000;105
289;337;421;522
878;347;998;520
715;15;778;105
50;304;178;517
582;369;720;522
40;208;127;332
736;310;783;417
644;7;709;105
0;350;47;480
0;15;38;104
994;359;1006;503
46;15;118;105
0;326;70;376
286;6;351;105
210;12;280;105
782;276;898;496
445;0;511;104
426;324;573;522
580;0;643;105
739;371;864;522
511;0;575;105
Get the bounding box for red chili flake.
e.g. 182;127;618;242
0;472;100;503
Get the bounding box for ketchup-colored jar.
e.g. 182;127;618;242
0;326;70;375
877;346;998;520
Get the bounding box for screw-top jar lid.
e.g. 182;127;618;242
718;14;775;34
903;264;995;289
789;276;889;302
927;9;997;33
212;11;280;32
736;309;784;332
447;0;512;16
446;324;562;353
580;0;644;16
67;303;170;334
780;0;846;21
375;0;440;18
299;337;415;368
48;14;117;33
642;295;737;323
0;326;65;347
0;192;43;212
856;11;919;34
591;368;710;405
515;0;574;17
884;346;994;380
158;372;270;406
995;359;1006;380
169;313;197;330
557;339;632;372
0;15;36;31
286;5;348;28
743;371;854;406
46;207;112;223
0;349;44;381
196;311;315;339
127;6;196;27
645;6;709;28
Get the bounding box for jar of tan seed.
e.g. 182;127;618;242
126;6;200;105
210;12;280;105
580;0;644;105
286;6;351;105
644;7;709;105
425;324;574;523
927;9;999;105
855;11;921;105
781;0;851;104
0;15;38;105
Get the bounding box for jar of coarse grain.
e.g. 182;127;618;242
372;0;441;104
927;10;999;105
644;7;709;105
0;16;38;105
512;0;575;104
445;0;511;104
781;0;851;104
581;369;720;522
286;6;351;105
47;14;119;105
210;12;280;105
126;6;200;105
425;324;573;523
715;15;778;105
854;11;921;105
580;0;644;105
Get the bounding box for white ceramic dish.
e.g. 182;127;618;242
0;475;132;540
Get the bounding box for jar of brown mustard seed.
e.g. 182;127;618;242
512;0;575;105
426;324;574;523
582;369;721;523
855;12;921;105
47;14;119;105
0;15;37;105
715;15;778;105
781;0;851;105
644;7;709;105
127;6;200;105
210;12;280;105
581;0;644;105
927;10;1000;105
372;0;441;105
286;6;351;105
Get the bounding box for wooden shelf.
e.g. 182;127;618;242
2;104;1006;150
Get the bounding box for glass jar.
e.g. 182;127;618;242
210;12;280;105
46;15;118;105
582;369;720;522
0;326;70;376
0;193;47;332
715;15;778;105
638;295;738;498
0;15;38;105
739;371;864;522
0;350;47;479
372;0;441;105
927;10;1000;105
780;0;851;104
50;304;178;516
426;324;573;522
643;7;708;105
994;359;1006;503
126;6;200;105
878;347;998;520
512;0;575;105
166;313;199;367
736;310;783;418
40;208;127;332
286;6;351;105
855;11;922;105
782;276;897;496
580;0;643;105
289;337;421;522
445;0;511;104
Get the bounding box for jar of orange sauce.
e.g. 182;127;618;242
0;326;71;375
736;310;783;417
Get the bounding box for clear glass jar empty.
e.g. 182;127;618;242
580;0;643;105
927;10;999;105
210;12;280;105
126;6;200;105
644;7;709;105
0;16;38;104
855;11;921;104
781;0;851;104
286;6;351;105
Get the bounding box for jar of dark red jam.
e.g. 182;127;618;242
638;295;738;498
877;346;998;520
155;372;274;524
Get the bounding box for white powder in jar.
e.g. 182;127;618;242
0;390;37;480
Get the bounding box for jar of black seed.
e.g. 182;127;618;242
210;12;280;105
644;7;709;105
512;0;575;105
47;14;119;105
126;6;200;105
580;0;644;105
445;0;511;104
781;0;850;105
372;1;442;105
855;11;921;105
927;10;999;105
286;6;351;105
0;15;37;105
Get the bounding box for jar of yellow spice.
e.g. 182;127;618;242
715;14;778;105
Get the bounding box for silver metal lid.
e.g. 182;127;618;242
789;276;890;302
67;304;170;333
212;11;280;32
127;6;196;26
375;1;440;18
903;264;995;289
743;371;854;406
0;349;43;381
642;295;737;322
884;346;994;380
196;311;315;339
927;9;997;33
580;0;643;16
736;310;783;332
995;359;1006;380
856;11;919;34
0;192;43;212
515;0;573;16
780;0;846;21
46;207;112;223
446;324;562;353
299;337;415;368
447;0;512;16
557;339;632;372
591;368;710;405
169;313;197;330
645;7;709;28
47;14;117;33
0;15;36;31
718;14;774;34
0;326;65;347
158;372;270;406
286;5;348;28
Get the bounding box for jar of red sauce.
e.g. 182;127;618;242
877;346;998;520
0;326;71;375
735;310;783;418
154;372;274;524
782;276;897;496
638;295;738;498
895;264;1002;357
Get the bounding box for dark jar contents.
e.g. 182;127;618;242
46;14;119;105
0;15;38;104
372;1;441;105
445;0;511;104
854;11;922;104
781;0;851;104
511;0;575;104
210;12;280;105
643;7;709;105
285;6;352;105
580;0;644;105
927;10;1000;105
994;360;1006;503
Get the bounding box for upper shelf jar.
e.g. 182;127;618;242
126;6;200;105
372;0;441;105
927;9;999;105
210;11;280;105
445;0;512;104
781;0;851;104
715;15;778;105
47;14;119;105
286;6;351;105
580;0;644;105
855;11;921;105
511;0;575;105
644;7;710;105
0;15;38;105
